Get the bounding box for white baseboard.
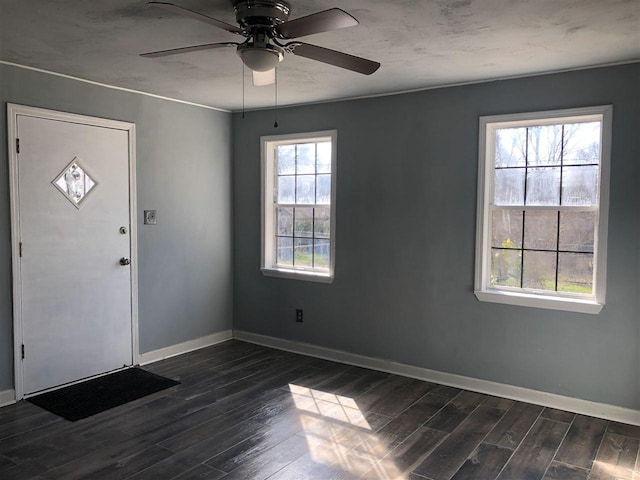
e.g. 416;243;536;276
138;329;233;365
233;330;640;426
0;389;16;407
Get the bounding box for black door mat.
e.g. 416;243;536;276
27;367;180;421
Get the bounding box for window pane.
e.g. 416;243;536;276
276;237;293;266
314;240;330;270
297;144;315;174
495;128;526;167
558;253;593;294
523;211;557;250
559;211;595;253
522;251;556;291
492;210;523;248
527;125;562;166
316;174;331;205
294;207;313;238
490;249;521;287
317;142;331;173
277;176;295;204
563;122;600;165
277;207;293;236
296;175;315;204
314;207;330;239
526;167;560;205
494;168;525;205
294;238;313;267
277;145;296;175
562;166;598;206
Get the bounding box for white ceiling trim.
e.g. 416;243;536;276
241;59;640;113
2;59;638;114
0;61;231;113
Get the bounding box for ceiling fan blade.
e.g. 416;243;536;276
140;42;238;58
276;8;358;39
253;69;275;87
290;43;380;75
148;2;243;35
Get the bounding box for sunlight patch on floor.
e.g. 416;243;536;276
289;383;402;479
591;460;636;480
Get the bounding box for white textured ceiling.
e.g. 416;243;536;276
1;0;639;111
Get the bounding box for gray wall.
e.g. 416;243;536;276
233;63;640;410
0;63;234;391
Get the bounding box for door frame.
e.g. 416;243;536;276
7;103;139;400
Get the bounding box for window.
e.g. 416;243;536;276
475;106;612;313
261;131;337;282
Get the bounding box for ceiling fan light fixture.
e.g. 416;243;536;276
237;44;283;71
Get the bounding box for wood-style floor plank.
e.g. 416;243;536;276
40;434;160;480
424;390;487;433
171;464;226;480
203;414;302;472
589;432;639;480
161;416;266;460
0;401;45;426
0;453;16;472
540;407;576;423
449;442;514;480
373;392;450;450
482;395;515;411
76;444;174;480
5;422;133;472
607;421;640;440
361;426;447;479
0;340;636;480
542;461;588;480
1;460;49;480
413;406;505;480
219;434;309;480
124;451;205;480
496;417;570;480
355;376;436;417
484;401;544;449
431;385;462;398
554;414;607;469
334;370;390;398
0;410;62;440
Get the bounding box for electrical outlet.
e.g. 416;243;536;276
296;309;303;322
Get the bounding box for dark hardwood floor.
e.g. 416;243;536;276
0;340;638;479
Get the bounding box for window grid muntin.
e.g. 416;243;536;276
490;120;601;296
274;142;331;272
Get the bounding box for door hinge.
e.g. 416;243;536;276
16;138;20;154
21;344;25;360
19;242;23;257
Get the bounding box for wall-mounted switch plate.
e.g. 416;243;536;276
144;210;157;225
296;309;303;322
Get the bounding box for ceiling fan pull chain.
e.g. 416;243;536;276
274;67;279;128
242;64;246;119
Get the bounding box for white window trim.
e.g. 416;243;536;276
474;106;612;314
261;130;337;283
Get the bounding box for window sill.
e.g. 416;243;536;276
474;289;603;314
261;267;334;284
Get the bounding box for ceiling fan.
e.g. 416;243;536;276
141;0;381;86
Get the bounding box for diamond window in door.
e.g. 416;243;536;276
52;157;98;208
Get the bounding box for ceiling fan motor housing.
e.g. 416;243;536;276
233;0;290;30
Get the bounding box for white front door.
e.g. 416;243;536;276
13;108;135;395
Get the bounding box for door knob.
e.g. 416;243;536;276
119;257;130;266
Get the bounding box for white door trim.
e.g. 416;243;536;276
7;103;139;401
